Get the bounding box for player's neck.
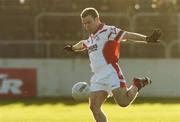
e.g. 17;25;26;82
92;22;104;35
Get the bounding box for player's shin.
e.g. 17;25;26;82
126;85;139;104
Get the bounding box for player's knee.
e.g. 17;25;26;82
89;104;101;113
118;103;129;107
116;101;129;107
89;104;94;111
114;96;129;107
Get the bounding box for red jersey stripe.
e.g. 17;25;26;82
83;43;87;48
115;30;124;41
103;40;120;64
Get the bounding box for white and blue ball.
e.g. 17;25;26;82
72;82;90;101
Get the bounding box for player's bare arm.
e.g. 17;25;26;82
123;29;162;43
64;40;86;52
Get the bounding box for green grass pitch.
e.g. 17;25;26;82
0;97;179;122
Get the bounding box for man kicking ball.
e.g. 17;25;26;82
64;7;161;122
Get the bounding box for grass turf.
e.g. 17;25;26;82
0;97;179;122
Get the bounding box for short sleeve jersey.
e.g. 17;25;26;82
83;24;126;73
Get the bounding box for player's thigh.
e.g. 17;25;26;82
89;91;108;110
112;87;127;103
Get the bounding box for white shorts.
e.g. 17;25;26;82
90;71;127;96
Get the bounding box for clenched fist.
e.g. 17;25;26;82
64;44;74;52
146;29;162;43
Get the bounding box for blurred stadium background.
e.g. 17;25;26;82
0;0;179;122
0;0;180;98
0;0;179;96
0;0;180;59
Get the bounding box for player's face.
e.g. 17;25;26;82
81;15;99;34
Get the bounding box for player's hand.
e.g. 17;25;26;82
64;44;74;52
146;29;162;43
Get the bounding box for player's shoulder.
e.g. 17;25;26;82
103;24;114;30
105;24;115;28
104;24;117;28
104;24;123;32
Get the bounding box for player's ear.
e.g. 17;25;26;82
94;17;99;22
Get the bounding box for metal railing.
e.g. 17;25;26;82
0;39;179;58
0;12;179;58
